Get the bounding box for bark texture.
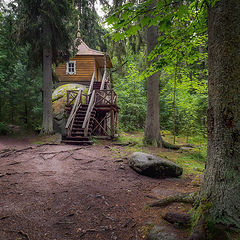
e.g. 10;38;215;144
192;0;240;238
41;46;53;135
41;23;53;134
144;1;163;147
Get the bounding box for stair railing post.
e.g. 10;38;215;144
82;90;96;136
65;89;82;132
100;71;106;90
88;71;95;95
100;56;106;90
110;110;114;138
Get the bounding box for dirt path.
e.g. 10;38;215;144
0;137;195;240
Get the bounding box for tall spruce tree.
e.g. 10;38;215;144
190;0;240;239
75;0;107;51
144;0;163;147
15;0;75;134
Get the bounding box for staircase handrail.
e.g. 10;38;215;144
100;69;107;90
88;71;95;95
82;90;96;136
65;89;82;130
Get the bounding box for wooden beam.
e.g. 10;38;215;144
87;71;95;95
82;90;96;136
65;89;82;129
92;117;109;136
110;110;114;137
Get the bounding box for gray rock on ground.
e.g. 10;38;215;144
146;225;180;240
53;111;67;136
128;152;183;178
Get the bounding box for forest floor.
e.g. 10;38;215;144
0;133;205;240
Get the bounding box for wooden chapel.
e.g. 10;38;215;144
55;27;118;145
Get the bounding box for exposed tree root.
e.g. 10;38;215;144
18;230;31;240
39;149;77;155
188;217;208;240
112;142;132;146
189;216;236;240
162;140;180;150
0;147;33;158
148;192;196;207
39;149;78;160
78;226;116;237
36;143;59;147
58;153;73;161
163;212;191;228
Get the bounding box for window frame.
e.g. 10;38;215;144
66;60;76;75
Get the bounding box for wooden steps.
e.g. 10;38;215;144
62;104;96;145
93;81;107;90
62;81;117;146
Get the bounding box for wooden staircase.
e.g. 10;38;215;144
93;81;107;90
62;104;96;145
62;70;115;145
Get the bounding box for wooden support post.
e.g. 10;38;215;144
115;111;118;131
88;71;95;95
67;91;69;106
110;109;114;138
100;55;107;90
103;114;107;135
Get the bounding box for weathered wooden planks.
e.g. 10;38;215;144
55;56;95;82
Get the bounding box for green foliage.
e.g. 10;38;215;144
106;0;208;138
0;122;11;135
15;0;76;64
0;5;42;129
113;54;146;131
75;0;108;51
160;62;208;136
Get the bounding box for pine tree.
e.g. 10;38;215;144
15;0;75;134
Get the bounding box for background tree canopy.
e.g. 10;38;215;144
0;0;208;139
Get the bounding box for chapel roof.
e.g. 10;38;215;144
76;40;113;68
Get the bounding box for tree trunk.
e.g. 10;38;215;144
190;0;240;239
172;64;177;144
40;23;53;135
144;1;163;147
41;46;53;135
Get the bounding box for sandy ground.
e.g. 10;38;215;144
0;136;196;240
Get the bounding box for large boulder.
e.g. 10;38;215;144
128;152;183;178
52;83;88;102
52;84;88;135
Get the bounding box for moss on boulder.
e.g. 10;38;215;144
52;84;88;135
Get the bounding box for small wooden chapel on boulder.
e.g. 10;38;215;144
54;29;118;145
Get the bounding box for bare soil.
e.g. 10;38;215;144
0;136;197;240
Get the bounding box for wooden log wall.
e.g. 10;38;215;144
55;56;96;82
95;61;102;82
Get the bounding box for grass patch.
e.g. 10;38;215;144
116;130;144;146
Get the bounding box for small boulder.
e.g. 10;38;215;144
128;152;183;178
146;225;180;240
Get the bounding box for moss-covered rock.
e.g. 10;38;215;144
52;83;87;102
52;84;88;135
